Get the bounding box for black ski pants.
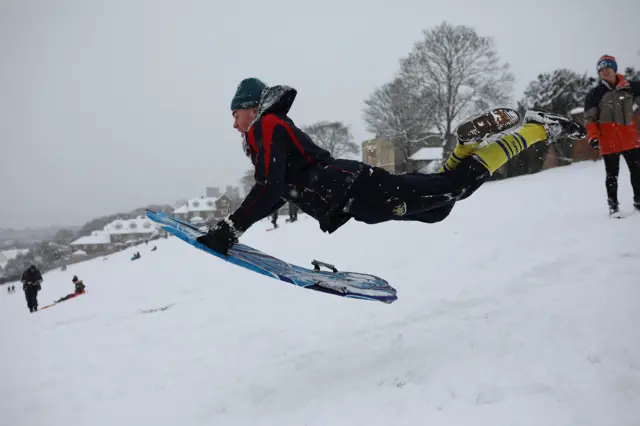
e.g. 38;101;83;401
24;286;39;312
603;147;640;208
347;157;489;225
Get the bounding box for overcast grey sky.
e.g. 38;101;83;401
1;0;638;229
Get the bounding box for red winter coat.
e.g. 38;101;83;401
584;74;640;155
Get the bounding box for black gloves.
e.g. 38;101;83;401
589;138;600;149
196;218;242;256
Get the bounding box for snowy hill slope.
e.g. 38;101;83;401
1;161;639;426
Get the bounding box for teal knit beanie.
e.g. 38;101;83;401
230;78;267;111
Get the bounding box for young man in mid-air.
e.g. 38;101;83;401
197;78;586;255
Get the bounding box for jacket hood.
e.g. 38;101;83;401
256;85;297;119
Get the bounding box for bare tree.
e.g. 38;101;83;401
302;121;359;159
399;21;514;152
362;77;438;169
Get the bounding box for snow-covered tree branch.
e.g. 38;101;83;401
520;69;595;114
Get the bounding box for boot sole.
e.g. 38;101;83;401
456;108;521;144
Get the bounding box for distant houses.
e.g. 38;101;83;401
69;231;112;254
70;216;164;254
104;217;160;243
172;195;233;225
63;186;242;256
0;185;246;280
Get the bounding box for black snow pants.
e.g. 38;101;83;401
346;157;489;225
24;286;39;312
603;147;640;209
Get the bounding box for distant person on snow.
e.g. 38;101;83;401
55;275;86;303
270;210;278;229
196;78;586;255
288;202;298;222
72;276;86;294
584;55;640;218
21;265;42;313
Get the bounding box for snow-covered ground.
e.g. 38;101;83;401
1;161;639;426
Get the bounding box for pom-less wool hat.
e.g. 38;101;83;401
230;78;267;111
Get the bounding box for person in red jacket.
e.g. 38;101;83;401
584;55;640;217
55;276;86;303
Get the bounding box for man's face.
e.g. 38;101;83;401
599;67;617;84
232;108;257;133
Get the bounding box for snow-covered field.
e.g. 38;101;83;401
1;161;639;426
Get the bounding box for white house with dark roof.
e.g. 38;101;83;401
409;147;444;174
70;230;112;254
104;216;159;243
172;196;232;223
69;216;163;253
172;197;216;222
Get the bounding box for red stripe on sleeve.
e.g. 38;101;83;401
247;128;258;157
261;116;278;178
275;117;313;163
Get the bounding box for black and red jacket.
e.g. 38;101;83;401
229;86;363;233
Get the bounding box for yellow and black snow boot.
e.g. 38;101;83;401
441;108;521;172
